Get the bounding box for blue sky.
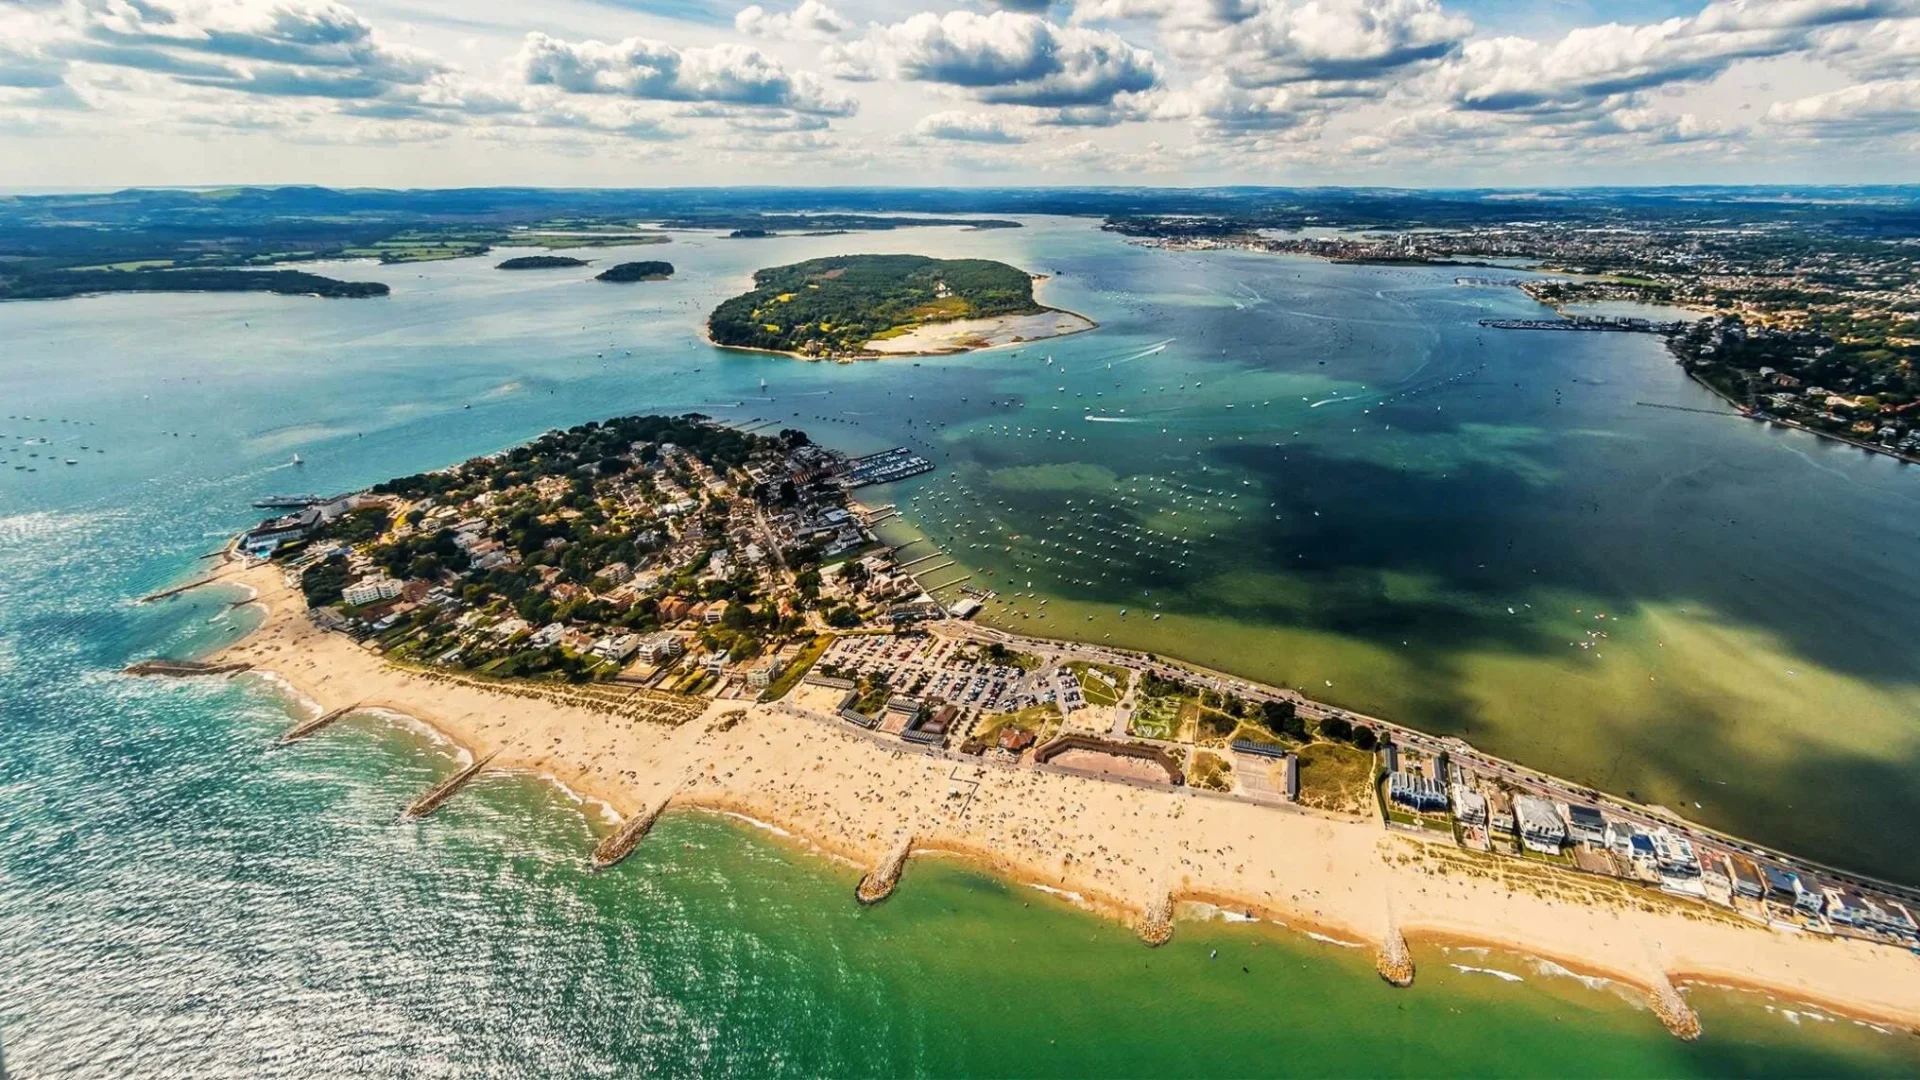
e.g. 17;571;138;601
1;0;1915;188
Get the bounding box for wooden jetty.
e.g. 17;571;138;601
402;750;499;819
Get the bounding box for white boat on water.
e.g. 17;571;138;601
291;453;303;465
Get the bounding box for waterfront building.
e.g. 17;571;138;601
1565;804;1607;846
1512;796;1567;854
1388;771;1448;812
1650;830;1700;876
1699;852;1734;902
635;632;684;665
704;600;729;625
342;576;402;606
1449;784;1487;825
1730;857;1766;900
1792;875;1826;916
1762;864;1800;903
242;507;321;554
591;634;640;662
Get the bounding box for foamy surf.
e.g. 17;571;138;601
1451;964;1525;983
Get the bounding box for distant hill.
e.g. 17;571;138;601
498;255;587;270
596;261;674;282
707;254;1043;356
0;268;388;302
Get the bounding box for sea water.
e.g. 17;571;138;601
2;218;1917;1073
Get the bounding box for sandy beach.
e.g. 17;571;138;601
862;307;1096;355
196;559;1920;1034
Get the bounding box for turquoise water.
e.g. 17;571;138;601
3;219;1919;1073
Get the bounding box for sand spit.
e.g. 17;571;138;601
178;560;1920;1038
863;308;1096;356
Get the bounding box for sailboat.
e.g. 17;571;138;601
291;453;304;466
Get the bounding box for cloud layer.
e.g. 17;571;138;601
0;0;1915;183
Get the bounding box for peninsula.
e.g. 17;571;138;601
497;255;589;270
150;414;1920;1039
706;254;1093;359
0;267;388;302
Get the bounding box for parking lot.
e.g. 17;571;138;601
820;634;1035;714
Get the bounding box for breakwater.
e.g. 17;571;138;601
592;790;677;869
124;658;253;678
402;750;499;819
279;703;360;744
855;835;914;904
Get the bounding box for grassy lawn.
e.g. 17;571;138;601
973;703;1059;747
760;634;833;702
1295;742;1376;815
1188;750;1234;792
1066;660;1129;707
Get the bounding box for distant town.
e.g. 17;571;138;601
1118;216;1920;461
237;413;1920;956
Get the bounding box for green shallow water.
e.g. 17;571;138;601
4;216;1920;1073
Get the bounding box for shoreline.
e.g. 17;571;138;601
699;305;1098;362
162;557;1920;1037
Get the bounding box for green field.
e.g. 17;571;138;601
1066;660;1129;706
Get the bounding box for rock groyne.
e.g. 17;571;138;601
856;835;914;904
124;659;252;678
1648;973;1702;1040
1375;923;1415;987
1137;893;1175;946
592;790;676;869
402;750;499;819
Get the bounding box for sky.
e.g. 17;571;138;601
0;0;1916;189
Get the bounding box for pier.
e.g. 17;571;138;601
138;575;229;603
855;835;914;904
280;703;360;744
591;789;677;869
908;559;955;579
402;749;499;819
124;658;252;678
923;573;972;592
897;552;947;569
